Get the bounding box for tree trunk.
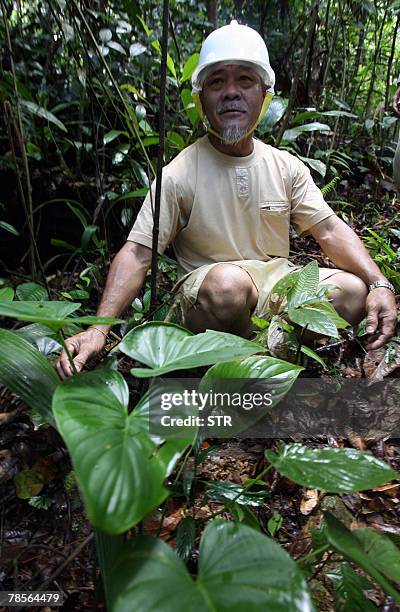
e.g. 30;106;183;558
275;0;320;146
364;9;388;119
205;0;218;29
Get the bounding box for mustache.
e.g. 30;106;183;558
217;102;247;114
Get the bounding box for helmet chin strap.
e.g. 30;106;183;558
192;92;273;143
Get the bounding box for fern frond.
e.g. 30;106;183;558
321;176;340;196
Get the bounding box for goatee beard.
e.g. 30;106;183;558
220;125;248;145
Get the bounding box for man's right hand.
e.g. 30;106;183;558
393;85;400;116
56;327;107;379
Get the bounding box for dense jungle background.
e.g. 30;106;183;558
0;0;400;610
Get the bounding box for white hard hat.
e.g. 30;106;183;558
191;20;275;94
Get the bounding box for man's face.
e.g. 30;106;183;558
200;63;265;144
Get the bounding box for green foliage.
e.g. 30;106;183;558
324;513;400;603
52;368;193;534
321;176;340;197
267;514;284;537
110;521;313;612
283;122;332;142
363;229;400;292
205;481;269;507
327;563;376;611
266;444;398;493
0;300;122;331
268;261;349;339
118;321;265;377
0;328;58;425
15;282;48;301
1;1;400;606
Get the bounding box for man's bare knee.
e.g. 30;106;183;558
323;272;367;326
198;264;258;311
185;264;258;335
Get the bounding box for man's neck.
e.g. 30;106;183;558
208;133;255;157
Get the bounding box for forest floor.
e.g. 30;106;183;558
0;186;400;611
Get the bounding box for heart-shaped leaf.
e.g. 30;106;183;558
52;369;192;534
118;322;264;377
202;355;302;396
283;122;331;142
0;287;15;301
288;306;339;337
16;282;48;301
353;529;400;585
0;329;59;425
205;480;269;506
110;521;313;612
324;513;400;603
196;356;303;436
327;563;376;611
266;444;398;492
180;52;200;82
0;301;122;331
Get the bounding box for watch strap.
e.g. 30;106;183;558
368;280;395;294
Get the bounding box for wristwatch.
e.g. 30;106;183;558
368;280;395;294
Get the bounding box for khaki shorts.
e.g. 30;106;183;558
173;258;341;323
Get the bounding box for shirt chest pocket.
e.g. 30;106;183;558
257;201;290;258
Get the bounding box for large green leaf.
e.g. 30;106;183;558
0;329;59;425
110;521;313;612
205;480;269;506
288;305;339;337
21;100;68;132
118;322;264;377
16;282;48;301
354;529;400;585
52;369;192;534
324;513;400;603
288;261;319;306
298;156;327;178
180;52;200;82
200;355;303;410
307;301;349;328
327;563;376;611
283;122;331;142
0;287;14;301
0;221;19;236
259;96;288;132
14;322;80;344
270;261;319;308
0;301;122;331
266;444;398;493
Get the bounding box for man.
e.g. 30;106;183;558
56;21;397;379
393;74;400;195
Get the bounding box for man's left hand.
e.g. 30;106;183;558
365;288;397;351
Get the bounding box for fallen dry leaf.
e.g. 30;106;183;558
300;489;320;515
372;483;400;497
364;336;400;383
346;432;367;451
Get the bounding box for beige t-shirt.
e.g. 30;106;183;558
128;135;335;279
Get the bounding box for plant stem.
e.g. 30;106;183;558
58;331;78;375
156;442;193;538
297;544;329;564
200;464;273;523
150;0;170;309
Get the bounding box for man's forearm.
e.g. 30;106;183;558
93;241;152;333
310;215;387;284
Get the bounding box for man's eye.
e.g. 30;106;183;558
239;75;253;82
209;77;223;85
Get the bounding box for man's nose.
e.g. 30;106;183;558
222;78;241;99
